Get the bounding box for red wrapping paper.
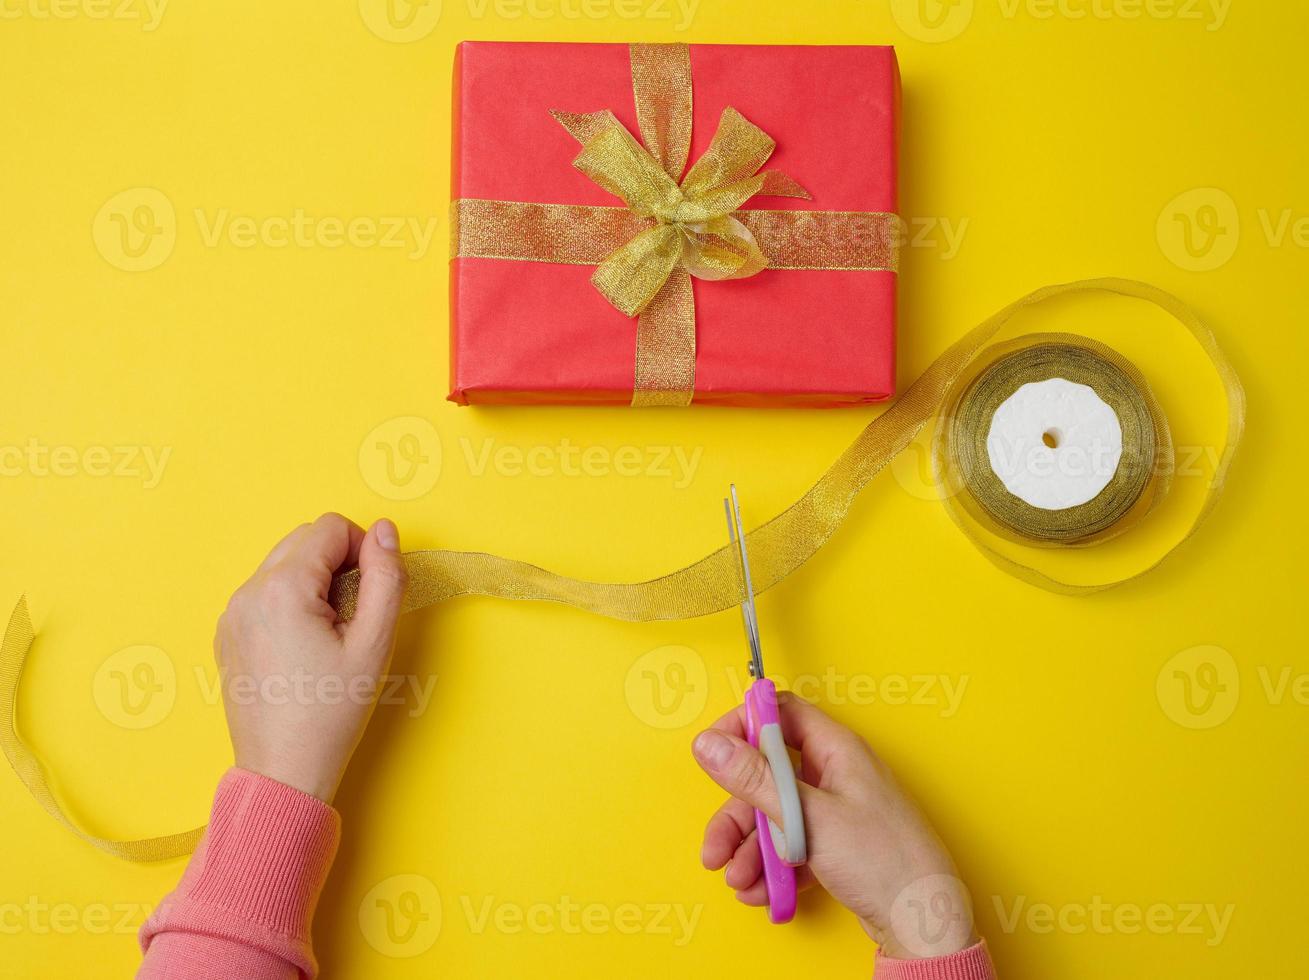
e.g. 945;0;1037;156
450;41;899;408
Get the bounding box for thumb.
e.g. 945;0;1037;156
344;518;408;660
692;729;783;823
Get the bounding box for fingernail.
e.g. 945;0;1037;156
375;519;399;552
693;730;734;772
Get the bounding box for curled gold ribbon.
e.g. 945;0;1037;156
0;277;1247;861
452;42;900;407
0;599;205;860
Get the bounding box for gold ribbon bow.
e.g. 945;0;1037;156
552;101;813;315
551;90;812;405
452;43;899;406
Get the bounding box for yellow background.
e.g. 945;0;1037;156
1;1;1305;977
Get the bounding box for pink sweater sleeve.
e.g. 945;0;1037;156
136;767;993;978
875;939;997;979
137;767;340;980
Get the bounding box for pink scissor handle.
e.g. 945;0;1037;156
745;679;807;924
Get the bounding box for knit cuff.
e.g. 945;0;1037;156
187;768;340;936
139;767;341;978
875;939;996;980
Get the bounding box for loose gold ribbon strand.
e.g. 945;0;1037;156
333;277;1244;620
0;277;1246;861
0;599;205;861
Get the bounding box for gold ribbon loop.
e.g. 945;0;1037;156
592;224;685;318
549;108;626;148
680;108;796;199
629;41;693;181
680;216;768;282
560;118;683;222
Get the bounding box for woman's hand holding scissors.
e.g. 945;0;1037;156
692;693;977;960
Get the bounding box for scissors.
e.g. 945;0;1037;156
724;485;807;925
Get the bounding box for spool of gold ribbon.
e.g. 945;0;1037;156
937;336;1169;547
1;278;1246;861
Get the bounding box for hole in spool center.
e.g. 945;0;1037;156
1042;428;1062;449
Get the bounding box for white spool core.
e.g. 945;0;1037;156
986;377;1123;510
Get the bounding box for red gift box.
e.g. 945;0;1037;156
449;41;899;408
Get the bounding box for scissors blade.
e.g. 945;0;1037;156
726;484;765;679
723;499;755;661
